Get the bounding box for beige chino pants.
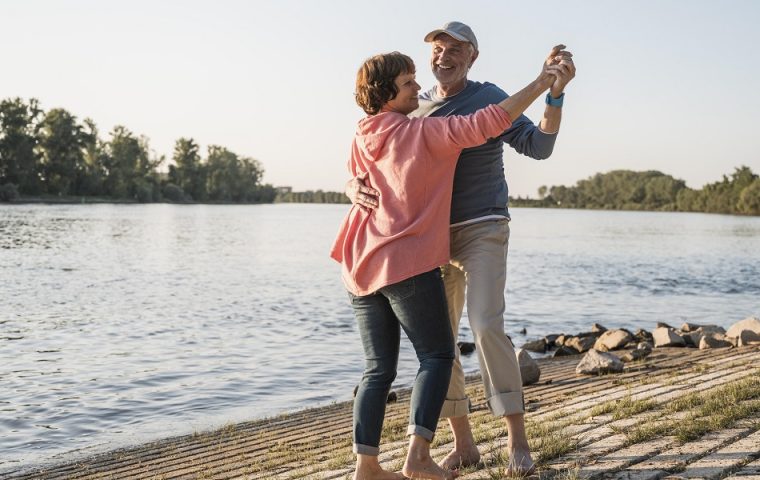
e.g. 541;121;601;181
440;219;524;418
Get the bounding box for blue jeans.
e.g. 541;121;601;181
349;269;455;456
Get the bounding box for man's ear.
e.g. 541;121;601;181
469;49;480;68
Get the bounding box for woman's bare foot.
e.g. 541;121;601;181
352;468;405;480
439;445;480;470
354;453;405;480
403;455;459;479
404;434;459;479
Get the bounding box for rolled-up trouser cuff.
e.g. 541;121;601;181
353;443;380;456
406;424;435;442
488;391;525;417
440;397;470;419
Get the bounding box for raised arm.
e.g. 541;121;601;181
496;45;568;122
539;45;575;134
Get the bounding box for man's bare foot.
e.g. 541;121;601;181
506;447;536;477
403;455;459;479
439;445;480;470
352;466;405;480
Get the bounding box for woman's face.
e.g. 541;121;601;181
383;72;420;115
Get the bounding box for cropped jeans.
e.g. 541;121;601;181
349;268;455;456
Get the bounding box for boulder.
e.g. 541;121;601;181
544;334;561;349
518;327;527;335
552;345;578;357
593;329;634;352
726;317;760;339
555;334;568;347
738;329;760;347
699;334;733;350
577;331;601;339
565;335;597;353
457;341;476;355
682;331;701;348
697;325;726;335
516;349;541;386
682;325;727;348
591;323;608;333
653;327;686;348
575;349;624;375
622;348;652;362
634;329;654;343
521;338;547;354
681;323;726;333
622;341;653;362
656;322;675;329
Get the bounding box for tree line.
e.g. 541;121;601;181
512;166;760;215
0;97;275;203
3;97;756;213
275;190;349;204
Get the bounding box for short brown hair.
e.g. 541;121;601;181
355;52;415;115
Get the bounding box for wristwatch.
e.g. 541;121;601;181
545;92;564;108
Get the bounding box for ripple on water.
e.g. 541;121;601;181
1;205;759;472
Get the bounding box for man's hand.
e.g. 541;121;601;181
538;44;566;87
345;172;379;211
545;46;575;97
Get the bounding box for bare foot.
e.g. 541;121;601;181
403;455;459;479
506;447;536;477
353;466;405;480
439;446;480;470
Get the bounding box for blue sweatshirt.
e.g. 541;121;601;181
414;80;557;224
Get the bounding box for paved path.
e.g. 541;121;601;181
9;346;760;480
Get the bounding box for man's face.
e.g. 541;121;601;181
430;34;478;86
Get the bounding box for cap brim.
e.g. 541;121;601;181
423;29;470;44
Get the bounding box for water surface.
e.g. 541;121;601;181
1;204;758;472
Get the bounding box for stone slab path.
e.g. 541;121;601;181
8;346;759;480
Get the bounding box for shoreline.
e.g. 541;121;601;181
8;345;759;479
3;198;758;216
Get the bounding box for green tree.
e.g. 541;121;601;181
170;137;206;201
0;98;43;194
206;145;241;201
205;146;266;202
37;108;89;195
102;126;161;200
77;118;107;196
737;178;760;215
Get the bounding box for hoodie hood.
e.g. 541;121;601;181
354;112;407;161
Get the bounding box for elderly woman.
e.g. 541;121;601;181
331;50;560;480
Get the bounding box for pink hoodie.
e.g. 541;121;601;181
330;104;511;296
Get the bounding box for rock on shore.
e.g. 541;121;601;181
533;316;758;376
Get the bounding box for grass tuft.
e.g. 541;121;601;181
590;393;658;420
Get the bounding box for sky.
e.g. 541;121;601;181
2;0;759;197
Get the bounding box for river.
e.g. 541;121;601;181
1;204;758;472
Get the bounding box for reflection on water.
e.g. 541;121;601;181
1;204;759;472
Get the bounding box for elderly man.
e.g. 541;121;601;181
347;21;575;473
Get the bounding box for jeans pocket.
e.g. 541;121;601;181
347;291;362;305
